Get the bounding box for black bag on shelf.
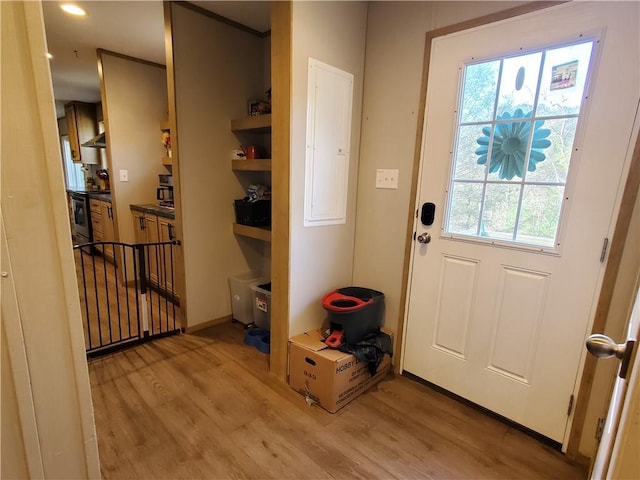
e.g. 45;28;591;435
234;198;271;227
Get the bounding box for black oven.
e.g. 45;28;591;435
71;193;91;244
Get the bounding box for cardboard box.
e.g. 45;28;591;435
288;329;392;413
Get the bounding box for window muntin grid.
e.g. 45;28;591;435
444;40;595;250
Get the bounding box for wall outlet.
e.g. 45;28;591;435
119;170;128;182
376;169;399;189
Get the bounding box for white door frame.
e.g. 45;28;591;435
590;277;640;478
396;1;640;458
1;1;101;477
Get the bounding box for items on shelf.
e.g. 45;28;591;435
248;88;271;117
162;130;171;157
246;184;270;201
234;198;271;227
234;184;271;226
232;144;262;160
231;101;272;241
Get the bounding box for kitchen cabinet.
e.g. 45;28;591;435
64;101;99;164
132;209;160;287
158;216;180;298
67;193;75;238
231;114;272;241
90;198;115;262
131;207;179;299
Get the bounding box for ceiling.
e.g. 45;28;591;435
43;1;271;118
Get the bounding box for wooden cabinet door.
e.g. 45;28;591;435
131;211;159;286
158;217;179;298
65;103;81;163
89;199;104;255
100;202;115;262
67;194;75;236
64;102;98;164
131;210;147;244
144;214;160;287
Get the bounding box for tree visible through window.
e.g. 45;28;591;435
445;41;594;248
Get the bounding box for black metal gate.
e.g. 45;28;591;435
74;240;181;358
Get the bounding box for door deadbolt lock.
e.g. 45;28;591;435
417;232;431;244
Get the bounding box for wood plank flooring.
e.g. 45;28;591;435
88;323;588;479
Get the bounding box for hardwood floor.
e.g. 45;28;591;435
88;323;587;479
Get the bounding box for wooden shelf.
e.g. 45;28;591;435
160;119;170;131
162;156;172;167
232;159;271;171
231;114;271;133
232;223;271;242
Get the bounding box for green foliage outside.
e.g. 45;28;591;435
448;55;583;247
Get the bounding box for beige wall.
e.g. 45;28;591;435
289;1;368;336
171;3;267;327
353;0;524;338
100;52;168;245
1;2;100;477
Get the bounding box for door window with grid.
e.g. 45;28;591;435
445;40;595;249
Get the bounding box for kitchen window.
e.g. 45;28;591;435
61;134;84;188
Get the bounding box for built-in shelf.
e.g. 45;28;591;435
232;223;271;242
162;156;172;167
231;114;271;133
232;159;272;171
160;120;170;131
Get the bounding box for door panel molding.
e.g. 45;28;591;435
433;255;479;358
487;266;549;383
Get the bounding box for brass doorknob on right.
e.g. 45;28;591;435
417;232;431;244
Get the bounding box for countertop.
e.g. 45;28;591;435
67;188;112;203
130;203;175;220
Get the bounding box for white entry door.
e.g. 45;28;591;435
402;2;639;443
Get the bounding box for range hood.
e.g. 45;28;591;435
81;132;106;148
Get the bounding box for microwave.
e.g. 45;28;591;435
159;174;173;187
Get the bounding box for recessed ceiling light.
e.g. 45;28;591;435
60;4;86;16
46;52;53;59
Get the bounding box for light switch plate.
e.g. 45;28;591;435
376;169;399;189
119;170;128;182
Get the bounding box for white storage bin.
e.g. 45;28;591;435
229;272;265;326
250;282;271;330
